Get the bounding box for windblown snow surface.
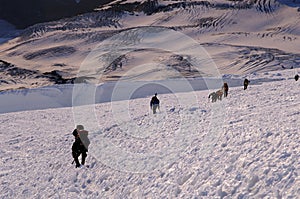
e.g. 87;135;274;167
0;69;299;198
0;0;300;198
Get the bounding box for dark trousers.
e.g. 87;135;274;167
72;150;87;167
224;91;228;97
152;104;159;114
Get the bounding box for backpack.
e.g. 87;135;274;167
150;96;159;106
73;129;90;151
78;130;90;150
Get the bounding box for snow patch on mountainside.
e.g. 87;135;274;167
0;0;300;90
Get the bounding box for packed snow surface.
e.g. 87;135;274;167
0;70;299;198
0;0;299;198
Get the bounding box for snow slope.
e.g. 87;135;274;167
0;69;299;198
0;68;287;114
0;1;299;197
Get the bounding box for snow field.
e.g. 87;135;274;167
0;73;299;198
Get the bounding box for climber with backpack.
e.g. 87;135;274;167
244;78;250;90
71;125;90;168
150;93;160;114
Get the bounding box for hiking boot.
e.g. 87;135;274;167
75;164;81;168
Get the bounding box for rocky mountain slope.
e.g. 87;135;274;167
0;0;300;91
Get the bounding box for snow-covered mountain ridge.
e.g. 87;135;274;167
0;0;300;91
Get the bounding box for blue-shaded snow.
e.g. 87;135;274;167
0;75;286;114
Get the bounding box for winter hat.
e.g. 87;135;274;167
76;125;84;130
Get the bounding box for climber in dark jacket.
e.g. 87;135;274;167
72;125;90;168
244;78;250;90
150;93;160;114
222;82;229;97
